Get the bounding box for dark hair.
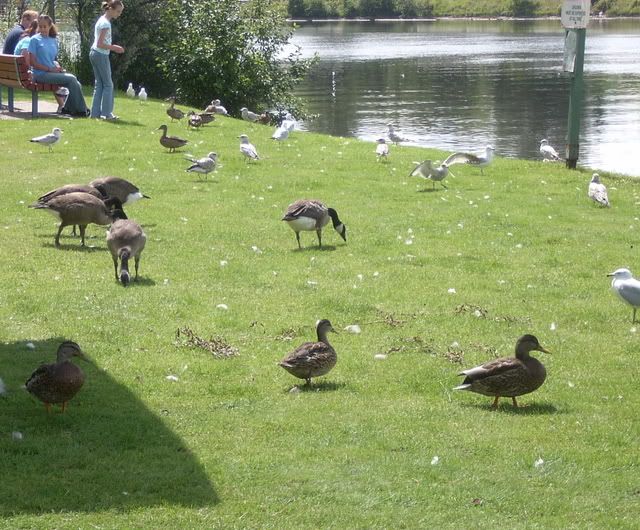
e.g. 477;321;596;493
102;0;123;10
37;14;58;38
20;19;38;38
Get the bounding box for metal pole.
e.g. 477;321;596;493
565;28;586;169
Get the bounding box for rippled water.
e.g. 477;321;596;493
289;19;640;176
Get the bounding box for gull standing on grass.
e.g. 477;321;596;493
445;145;495;174
375;138;389;161
607;268;640;322
241;107;259;122
272;125;289;141
588;173;610;207
185;152;217;179
387;124;408;144
539;139;561;161
30;128;63;152
126;82;135;98
138;87;147;102
239;134;259;161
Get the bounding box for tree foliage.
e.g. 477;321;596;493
158;0;317;117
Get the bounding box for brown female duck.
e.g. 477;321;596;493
454;334;550;408
279;319;338;385
26;341;87;413
157;124;189;152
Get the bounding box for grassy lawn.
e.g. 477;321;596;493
0;91;638;529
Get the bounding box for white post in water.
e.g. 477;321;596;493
561;0;590;169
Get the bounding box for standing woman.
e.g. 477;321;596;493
90;1;125;120
27;15;89;117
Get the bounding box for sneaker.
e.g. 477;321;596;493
105;114;119;121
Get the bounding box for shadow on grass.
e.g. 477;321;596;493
108;276;156;288
286;380;346;393
0;338;217;515
461;401;562;415
291;244;338;253
40;241;108;252
417;187;445;193
99;119;145;127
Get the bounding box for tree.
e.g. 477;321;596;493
158;0;317;117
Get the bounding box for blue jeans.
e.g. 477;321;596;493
33;70;88;115
89;49;114;118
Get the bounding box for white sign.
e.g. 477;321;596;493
561;0;591;29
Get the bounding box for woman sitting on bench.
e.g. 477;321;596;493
27;14;89;117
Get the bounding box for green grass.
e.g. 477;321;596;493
0;91;638;529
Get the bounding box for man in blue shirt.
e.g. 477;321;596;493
2;10;38;54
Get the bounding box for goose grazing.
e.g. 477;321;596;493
107;219;147;286
157;124;188;152
165;97;185;122
445;145;495;174
454;335;551;408
387;124;407;145
539;139;561;161
588;173;610;207
375;138;389;161
185;152;217;179
126;82;135;98
240;107;259;122
607;268;640;322
138;87;148;102
30;127;63;152
238;134;260;161
30;192;127;247
89;177;150;206
279;319;338;385
282;199;346;249
26;341;87;413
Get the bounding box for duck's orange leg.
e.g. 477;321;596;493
491;396;500;408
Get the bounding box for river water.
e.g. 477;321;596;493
289;19;640;176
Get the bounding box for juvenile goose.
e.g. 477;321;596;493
588;173;610;207
89;177;150;205
239;134;260;161
165;97;185;122
26;341;87;413
185;152;217;179
107;219;147;286
240;107;259;122
454;334;550;408
279;319;338;385
607;268;640;322
157;124;189;152
30;127;63;152
446;145;495;174
282;199;346;249
30;192;126;247
540;139;561;161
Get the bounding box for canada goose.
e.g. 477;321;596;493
30;192;126;247
282;199;346;249
375;138;389;161
454;335;550;408
30;127;62;152
166;97;185;122
240;107;259;122
540;139;561;161
157;124;189;152
185;152;217;179
445;145;495;174
607;268;640;322
238;134;259;161
279;319;338;385
107;219;147;286
89;177;150;206
26;340;87;413
589;173;610;207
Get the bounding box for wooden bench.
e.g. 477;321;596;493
0;53;62;118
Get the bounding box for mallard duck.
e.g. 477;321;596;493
166;98;185;122
26;341;87;413
279;319;338;385
282;199;347;249
157;125;188;152
187;111;203;128
107;219;147;285
30;192;127;247
198;112;215;125
89;176;150;206
454;334;550;408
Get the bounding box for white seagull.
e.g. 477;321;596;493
30;127;62;152
375;138;389;161
272;126;289;141
540;139;561;161
138;87;147;102
239;134;260;161
445;145;495;174
205;99;228;115
588;173;610;207
241;107;259;122
607;268;640;322
281;119;296;132
185;152;217;179
387;124;408;144
126;82;135;98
